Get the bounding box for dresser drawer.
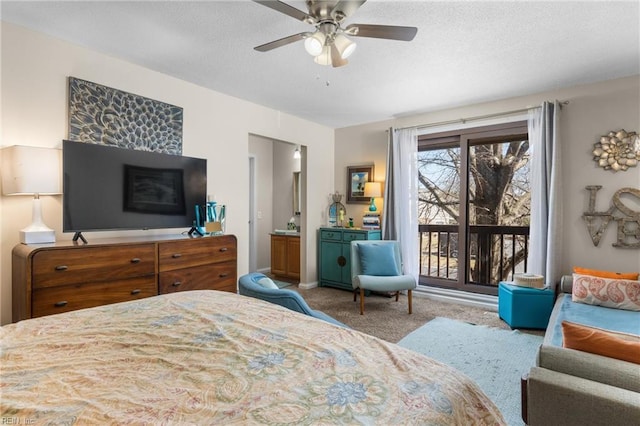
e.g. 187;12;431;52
31;276;157;318
343;231;367;242
158;236;236;272
159;261;236;293
31;244;156;289
320;230;342;241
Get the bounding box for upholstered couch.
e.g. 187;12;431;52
523;275;640;425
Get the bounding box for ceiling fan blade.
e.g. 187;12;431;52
252;0;312;22
330;45;348;68
331;0;366;21
345;24;418;41
254;32;308;52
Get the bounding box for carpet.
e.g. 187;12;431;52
397;317;543;426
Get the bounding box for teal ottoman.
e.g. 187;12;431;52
498;282;554;329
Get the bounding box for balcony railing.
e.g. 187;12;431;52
419;224;529;287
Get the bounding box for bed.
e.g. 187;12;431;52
1;290;505;425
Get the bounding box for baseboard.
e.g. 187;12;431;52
415;286;498;311
256;267;270;274
298;281;318;290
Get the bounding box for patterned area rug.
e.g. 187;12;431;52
398;317;543;426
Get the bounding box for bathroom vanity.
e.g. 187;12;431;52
270;232;300;280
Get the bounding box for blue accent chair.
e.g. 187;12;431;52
350;240;417;315
238;272;348;328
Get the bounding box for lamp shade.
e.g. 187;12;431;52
1;145;62;195
333;33;357;59
304;31;326;56
364;182;382;198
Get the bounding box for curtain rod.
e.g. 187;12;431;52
395;100;569;132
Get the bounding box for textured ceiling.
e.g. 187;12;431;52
2;1;639;129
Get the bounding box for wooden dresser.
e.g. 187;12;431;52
11;234;237;322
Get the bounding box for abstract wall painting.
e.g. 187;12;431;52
68;77;183;154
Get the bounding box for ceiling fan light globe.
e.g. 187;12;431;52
304;32;325;56
334;34;357;59
343;43;357;59
313;46;332;66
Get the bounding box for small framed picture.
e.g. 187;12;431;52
347;165;374;203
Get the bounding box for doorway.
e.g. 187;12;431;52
248;136;305;278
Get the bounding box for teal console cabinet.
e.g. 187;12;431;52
318;227;381;290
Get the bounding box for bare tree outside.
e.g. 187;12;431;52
418;138;531;286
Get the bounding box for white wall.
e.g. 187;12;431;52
0;22;334;324
335;75;640;275
248;134;273;272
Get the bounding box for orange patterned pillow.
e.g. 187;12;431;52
572;273;640;311
573;266;638;280
562;321;640;364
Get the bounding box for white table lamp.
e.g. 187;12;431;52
1;145;62;244
364;182;382;212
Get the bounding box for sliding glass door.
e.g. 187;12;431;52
418;122;531;295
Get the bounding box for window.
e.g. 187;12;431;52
417;122;530;295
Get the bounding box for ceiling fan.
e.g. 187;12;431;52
252;0;418;67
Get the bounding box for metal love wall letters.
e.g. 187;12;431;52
582;186;640;249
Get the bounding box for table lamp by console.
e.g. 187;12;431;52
1;145;62;244
364;182;382;212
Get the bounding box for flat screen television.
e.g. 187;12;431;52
63;140;207;240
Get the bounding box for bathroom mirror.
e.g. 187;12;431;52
293;171;301;215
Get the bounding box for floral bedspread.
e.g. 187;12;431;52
1;290;505;425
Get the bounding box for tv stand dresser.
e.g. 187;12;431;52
11;234;237;322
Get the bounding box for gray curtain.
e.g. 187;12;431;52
382;127;396;240
528;101;562;290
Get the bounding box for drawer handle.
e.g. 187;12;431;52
219;273;228;278
172;281;182;287
172;253;182;258
54;265;68;271
54;301;68;308
131;258;141;264
219;247;228;252
131;289;141;295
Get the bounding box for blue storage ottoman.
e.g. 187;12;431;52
498;282;554;329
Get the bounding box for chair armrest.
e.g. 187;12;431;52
537;344;640;392
526;367;640;426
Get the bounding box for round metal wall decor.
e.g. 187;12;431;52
592;129;639;172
